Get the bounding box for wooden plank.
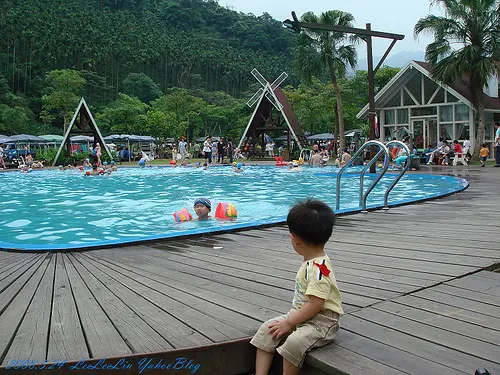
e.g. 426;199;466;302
61;253;132;358
332;232;500;255
67;253;174;354
445;274;500;297
88;250;290;320
305;343;407;375
217;232;475;278
332;327;468;375
373;300;500;345
0;255;43;295
47;253;89;361
91;247;292;314
388;294;500;331
0;253;34;274
83;253;261;335
340;315;498;374
146;244;400;302
210;233;451;281
0;255;52;365
78;252;249;340
420;284;500;308
351;307;500;365
0;256;46;315
414;288;500;318
168;240;418;293
475;270;500;280
70;253;213;348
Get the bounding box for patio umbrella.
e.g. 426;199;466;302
344;129;361;137
274;135;289;141
9;134;48;143
39;135;64;146
70;135;94;142
307;133;335;141
195;135;220;142
0;135;13;143
70;136;93;154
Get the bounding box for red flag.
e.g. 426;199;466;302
313;261;331;276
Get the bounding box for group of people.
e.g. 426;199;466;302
426;138;467;165
201;136;234;164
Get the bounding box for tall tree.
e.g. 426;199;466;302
415;0;500;159
295;10;358;150
42;69;86;134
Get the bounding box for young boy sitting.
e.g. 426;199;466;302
251;198;343;375
193;198;211;220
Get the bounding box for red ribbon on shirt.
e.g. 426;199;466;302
313;261;331;276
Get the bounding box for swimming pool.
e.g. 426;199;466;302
0;166;468;251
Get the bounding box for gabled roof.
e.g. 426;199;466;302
357;60;500;118
53;98;112;166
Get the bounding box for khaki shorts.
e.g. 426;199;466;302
250;309;340;367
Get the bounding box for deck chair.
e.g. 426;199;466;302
453;147;469;166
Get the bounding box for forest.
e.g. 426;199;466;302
0;0;398;142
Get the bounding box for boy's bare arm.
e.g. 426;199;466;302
268;296;325;339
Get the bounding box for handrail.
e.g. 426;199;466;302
336;140;390;211
383;140;411;209
359;146;390;212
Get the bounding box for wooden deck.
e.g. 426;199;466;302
0;166;499;375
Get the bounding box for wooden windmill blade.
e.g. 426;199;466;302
265;89;283;111
270;72;288;91
251;68;268;87
247;88;264;108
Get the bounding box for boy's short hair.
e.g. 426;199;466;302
287;198;335;246
482;143;487;147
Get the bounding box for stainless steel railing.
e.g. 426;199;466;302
383;140;411;209
335;140;410;212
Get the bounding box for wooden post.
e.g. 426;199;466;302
367;23;377;173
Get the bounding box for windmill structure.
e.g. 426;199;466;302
52;98;112;166
237;69;309;158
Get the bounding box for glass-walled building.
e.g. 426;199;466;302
357;61;500;154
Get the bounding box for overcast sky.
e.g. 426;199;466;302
223;0;442;56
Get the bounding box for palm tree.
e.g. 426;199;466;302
295;10;358;151
414;0;500;160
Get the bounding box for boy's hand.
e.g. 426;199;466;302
268;318;294;339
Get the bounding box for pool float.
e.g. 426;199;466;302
215;202;238;219
173;208;193;222
274;156;287;166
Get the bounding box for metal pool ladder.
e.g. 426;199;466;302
335;140;411;212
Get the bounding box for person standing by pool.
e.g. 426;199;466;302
179;136;188;161
250;198;342;375
217;137;225;163
494;122;500;167
203;136;212;164
95;142;102;166
227;138;234;163
0;143;6;169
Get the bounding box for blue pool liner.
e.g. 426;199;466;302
0;174;468;252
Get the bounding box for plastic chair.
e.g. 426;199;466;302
453;147;469;166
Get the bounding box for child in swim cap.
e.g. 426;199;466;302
234;163;243;173
193;198;211;220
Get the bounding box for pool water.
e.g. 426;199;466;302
0;166;468;250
